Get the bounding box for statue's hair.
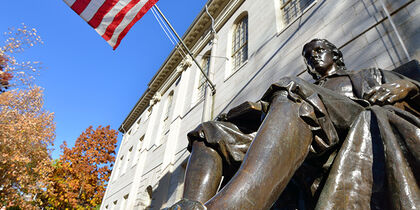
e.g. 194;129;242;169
302;39;346;77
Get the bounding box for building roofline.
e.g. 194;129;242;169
119;0;230;133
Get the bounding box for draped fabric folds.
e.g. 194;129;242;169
187;68;420;209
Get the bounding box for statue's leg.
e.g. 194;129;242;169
205;92;313;209
183;141;223;203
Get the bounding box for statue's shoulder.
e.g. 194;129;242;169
350;67;382;76
346;67;383;83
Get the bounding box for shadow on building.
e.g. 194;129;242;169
147;159;186;209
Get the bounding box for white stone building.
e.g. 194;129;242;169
101;0;420;209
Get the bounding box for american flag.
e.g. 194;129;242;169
63;0;159;49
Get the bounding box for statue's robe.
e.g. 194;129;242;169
187;68;420;210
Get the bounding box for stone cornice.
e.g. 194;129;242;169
119;0;244;133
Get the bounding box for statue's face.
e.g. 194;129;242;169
303;41;336;77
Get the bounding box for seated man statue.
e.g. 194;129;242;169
170;39;420;210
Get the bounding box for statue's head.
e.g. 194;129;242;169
302;39;346;79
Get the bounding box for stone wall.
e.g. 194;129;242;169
101;0;420;209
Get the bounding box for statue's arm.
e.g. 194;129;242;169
363;70;419;105
363;79;419;104
215;101;265;121
225;101;268;120
214;101;268;133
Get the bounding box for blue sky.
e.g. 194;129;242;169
1;0;207;159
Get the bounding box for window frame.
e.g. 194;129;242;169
280;0;316;26
162;91;174;133
195;52;211;104
132;135;144;167
231;14;248;72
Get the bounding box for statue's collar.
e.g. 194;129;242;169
316;69;348;82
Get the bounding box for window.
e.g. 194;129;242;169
112;155;123;180
134;117;142;130
281;0;315;25
164;91;173;121
120;145;134;175
232;15;248;71
121;146;133;174
162;91;174;133
121;194;129;209
111;200;117;210
145;109;151;121
196;52;211;103
123;129;132;144
132;135;144;166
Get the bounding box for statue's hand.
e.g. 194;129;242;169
363;80;418;105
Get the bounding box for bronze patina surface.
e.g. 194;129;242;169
170;39;420;210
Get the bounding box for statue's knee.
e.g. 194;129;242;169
187;123;207;140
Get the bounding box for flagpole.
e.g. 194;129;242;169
153;4;216;95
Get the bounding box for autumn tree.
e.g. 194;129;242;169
0;24;42;92
40;125;118;209
0;87;55;208
0;24;55;209
0;54;12;92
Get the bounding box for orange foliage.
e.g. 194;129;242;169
0;24;54;209
0;87;55;209
0;24;116;210
40;126;118;209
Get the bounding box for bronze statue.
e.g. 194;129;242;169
170;39;420;210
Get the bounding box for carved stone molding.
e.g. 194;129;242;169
177;57;193;73
149;92;162;107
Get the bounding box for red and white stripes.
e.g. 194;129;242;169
64;0;159;49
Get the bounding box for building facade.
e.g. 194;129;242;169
101;0;420;209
